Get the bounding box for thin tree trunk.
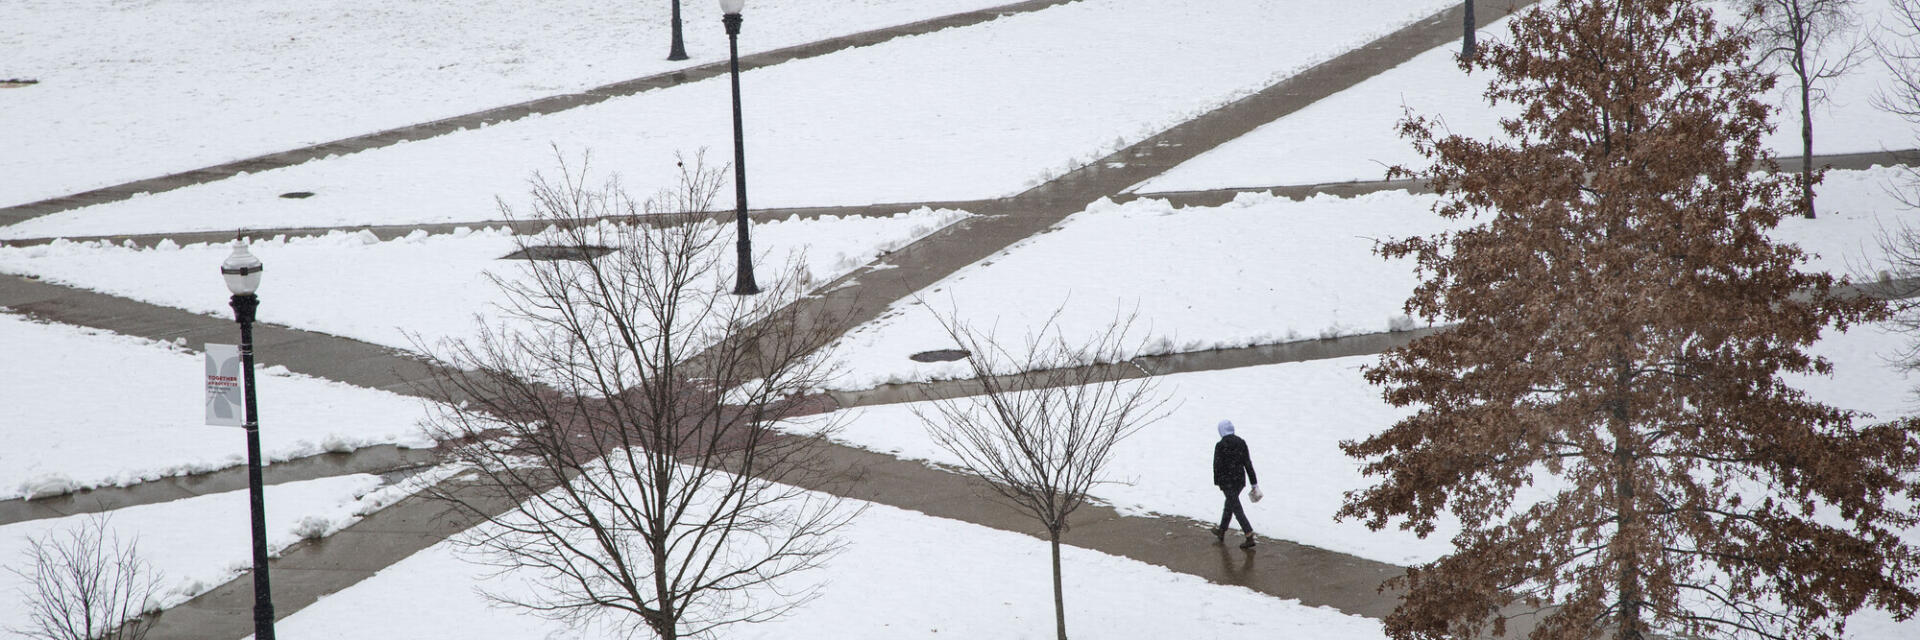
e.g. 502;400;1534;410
1050;527;1067;640
654;527;677;640
1463;1;1476;59
1801;72;1817;218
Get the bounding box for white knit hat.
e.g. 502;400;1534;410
1217;420;1235;437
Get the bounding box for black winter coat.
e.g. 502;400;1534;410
1213;434;1258;490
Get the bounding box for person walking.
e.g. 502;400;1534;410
1212;419;1260;549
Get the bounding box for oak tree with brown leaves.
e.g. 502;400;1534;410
1340;1;1920;639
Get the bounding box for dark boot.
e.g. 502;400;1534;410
1239;534;1257;549
1211;526;1226;543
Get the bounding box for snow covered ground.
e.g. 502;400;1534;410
802;317;1917;572
0;0;1024;209
0;314;431;500
0;474;401;633
257;496;1389;640
0;208;968;351
1136;5;1918;193
823;167;1914;391
8;0;1920;635
1;0;1458;239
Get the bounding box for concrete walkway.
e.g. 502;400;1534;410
0;445;435;527
0;198;996;250
144;476;518;640
0;0;1075;228
1117;148;1920;209
826;327;1445;410
138;443;1406;640
818;273;1920;412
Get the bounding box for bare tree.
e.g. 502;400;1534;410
911;307;1172;640
411;155;857;640
1747;0;1868;218
1874;0;1920;208
7;513;162;640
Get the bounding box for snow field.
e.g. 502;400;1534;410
3;0;1460;239
1138;3;1918;193
0;0;1025;208
254;493;1390;640
1775;167;1920;280
0;208;971;351
0;474;405;633
0;314;432;501
824;167;1912;392
1790;322;1920;421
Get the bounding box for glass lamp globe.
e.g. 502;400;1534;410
220;240;265;295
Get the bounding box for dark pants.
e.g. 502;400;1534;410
1218;485;1252;534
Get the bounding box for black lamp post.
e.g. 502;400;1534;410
721;0;759;295
1462;1;1476;59
668;0;689;60
219;241;275;640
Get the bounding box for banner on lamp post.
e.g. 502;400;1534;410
205;343;245;427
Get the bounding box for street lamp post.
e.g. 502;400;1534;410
1462;1;1476;59
668;0;689;60
721;0;759;295
219;241;275;640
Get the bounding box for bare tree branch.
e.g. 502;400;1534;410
910;302;1172;640
409;151;859;640
1873;0;1920;210
6;513;162;640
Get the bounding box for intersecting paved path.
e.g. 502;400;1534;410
14;1;1759;637
0;272;1416;638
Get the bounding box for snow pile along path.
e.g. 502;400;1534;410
0;0;1024;209
0;474;393;631
3;0;1458;238
0;314;432;500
